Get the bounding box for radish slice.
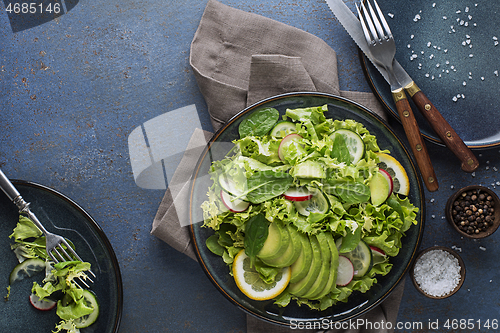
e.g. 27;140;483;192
278;133;303;161
378;169;394;195
29;293;56;311
369;245;385;256
336;255;354;286
220;190;250;213
370;245;387;265
283;187;313;202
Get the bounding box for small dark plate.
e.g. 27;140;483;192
189;92;425;326
410;246;465;299
361;1;500;148
0;181;122;333
445;185;500;239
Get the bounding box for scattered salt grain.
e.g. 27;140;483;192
413;249;462;297
388;13;394;18
479;246;487;251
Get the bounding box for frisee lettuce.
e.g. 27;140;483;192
201;105;418;310
8;215;97;332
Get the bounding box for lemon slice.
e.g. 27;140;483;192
233;249;290;301
375;153;410;196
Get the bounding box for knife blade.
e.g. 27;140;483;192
326;0;438;191
326;0;479;174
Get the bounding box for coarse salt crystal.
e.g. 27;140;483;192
413;249;462;297
388;13;394;18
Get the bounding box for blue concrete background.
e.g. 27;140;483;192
1;0;500;332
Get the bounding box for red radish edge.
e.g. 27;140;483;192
283;187;313;202
220;190;250;213
378;169;394;196
278;133;303;161
336;255;354;287
29;293;56;311
369;245;386;256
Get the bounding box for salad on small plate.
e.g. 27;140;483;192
190;92;424;326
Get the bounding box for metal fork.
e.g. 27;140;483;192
0;169;95;288
356;0;438;191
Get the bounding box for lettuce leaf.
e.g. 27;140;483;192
201;104;420;312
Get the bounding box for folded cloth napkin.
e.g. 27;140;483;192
152;0;404;332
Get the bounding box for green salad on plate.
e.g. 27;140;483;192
200;104;418;311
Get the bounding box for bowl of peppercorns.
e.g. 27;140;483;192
445;185;500;239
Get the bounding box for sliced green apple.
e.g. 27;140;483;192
369;170;391;206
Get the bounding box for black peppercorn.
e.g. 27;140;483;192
451;188;496;235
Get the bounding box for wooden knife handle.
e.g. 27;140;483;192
405;82;479;173
392;88;439;192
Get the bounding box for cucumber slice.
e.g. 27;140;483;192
330;129;364;164
291;160;326;179
9;258;46;285
335;239;373;278
270;121;296;138
74;290;100;328
294;188;330;216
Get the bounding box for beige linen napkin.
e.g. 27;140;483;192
152;0;404;331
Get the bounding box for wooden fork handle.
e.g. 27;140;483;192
392;88;439;192
405;81;479;173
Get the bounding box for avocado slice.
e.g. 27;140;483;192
261;224;302;268
287;235;322;297
257;222;290;261
302;233;332;299
289;231;312;283
311;232;339;300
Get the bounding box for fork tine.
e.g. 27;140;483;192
372;0;392;38
366;0;385;40
359;1;379;42
356;4;372;44
58;239;97;279
50;243;96;287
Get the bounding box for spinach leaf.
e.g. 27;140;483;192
331;133;351;164
327;182;371;204
245;170;293;204
339;225;361;253
244;213;270;265
239;107;280;138
217;223;236;247
206;234;225;256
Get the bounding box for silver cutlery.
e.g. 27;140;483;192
326;0;479;178
0;169;95;288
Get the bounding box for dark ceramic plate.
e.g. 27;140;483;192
361;1;500;148
189;92;424;326
0;181;122;333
